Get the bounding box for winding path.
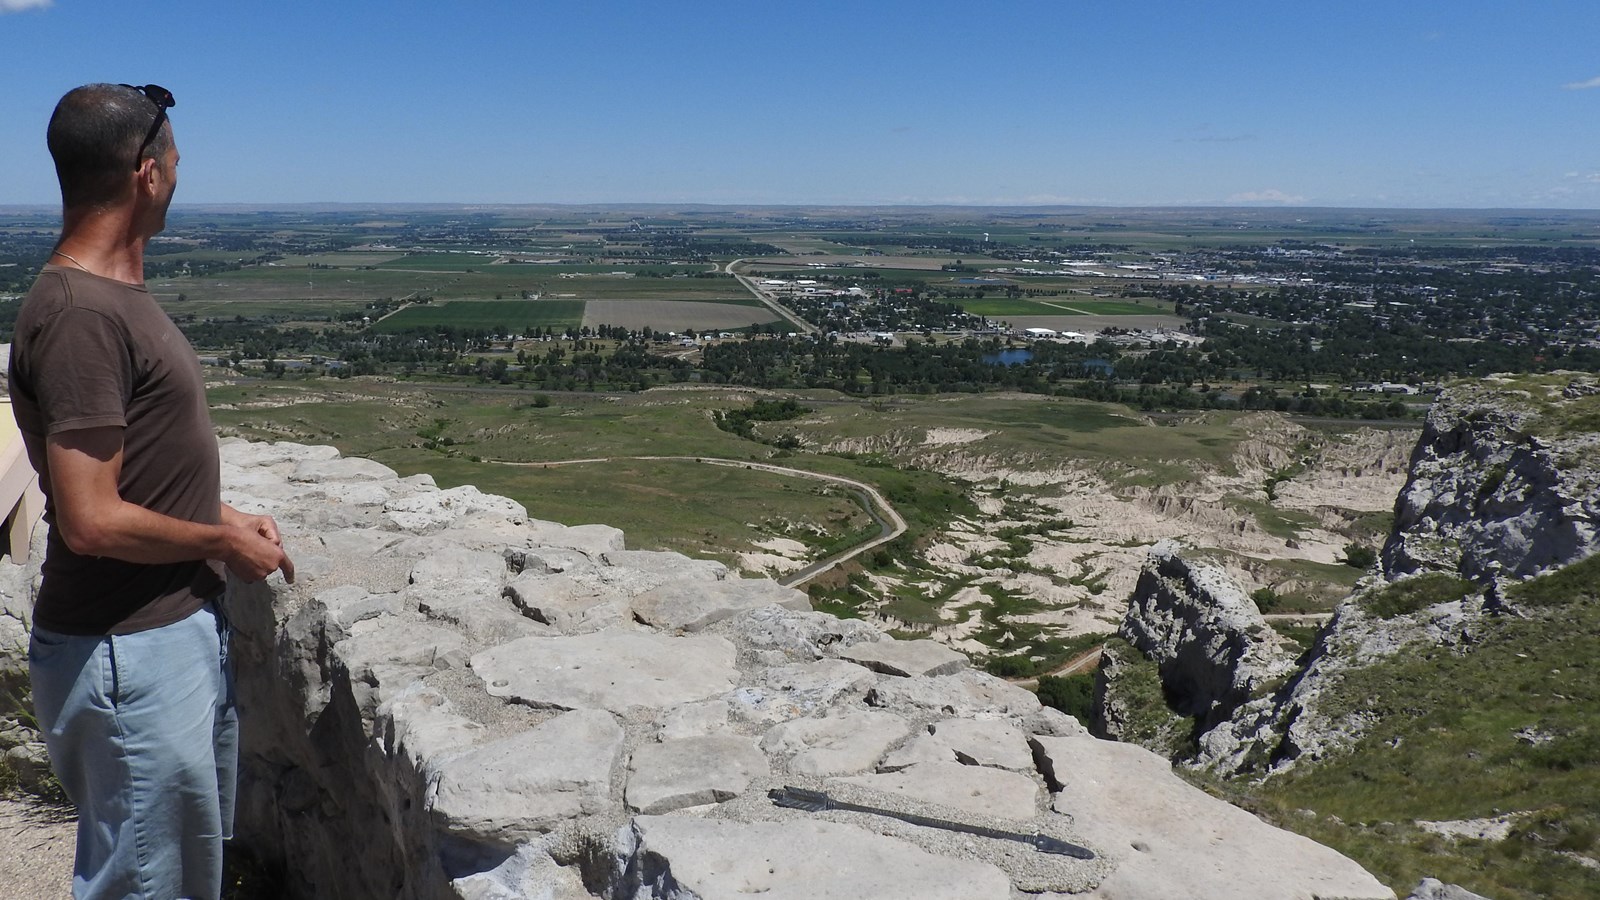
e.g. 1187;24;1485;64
486;454;906;587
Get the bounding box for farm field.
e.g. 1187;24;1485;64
581;300;779;331
370;300;586;332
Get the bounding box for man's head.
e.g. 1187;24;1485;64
47;83;177;216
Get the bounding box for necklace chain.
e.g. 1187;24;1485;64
50;250;89;271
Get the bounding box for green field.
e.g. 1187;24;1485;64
369;300;585;332
778;394;1250;485
207;383;935;567
398;457;875;568
147;261;751;309
958;299;1083;317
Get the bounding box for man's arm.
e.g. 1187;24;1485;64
47;426;294;583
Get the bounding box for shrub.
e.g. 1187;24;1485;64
1343;542;1378;569
1036;673;1096;723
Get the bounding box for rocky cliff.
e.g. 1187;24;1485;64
1111;374;1600;779
1114;541;1295;732
0;438;1393;900
1382;373;1600;584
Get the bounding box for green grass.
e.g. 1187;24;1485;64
789;395;1262;486
1068;299;1176;315
369;253;507;271
1228;554;1600;899
1099;638;1195;756
958;299;1081;317
369;300;586;332
1228;495;1322;541
398;456;870;567
208;383;963;569
160;298;375;320
1358;573;1478;619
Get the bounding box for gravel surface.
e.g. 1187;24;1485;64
0;796;74;898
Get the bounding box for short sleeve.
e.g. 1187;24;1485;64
28;305;134;435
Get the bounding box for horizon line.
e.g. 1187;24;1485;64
4;201;1600;215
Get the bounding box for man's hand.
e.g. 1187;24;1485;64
220;504;293;583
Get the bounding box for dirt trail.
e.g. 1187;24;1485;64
489;455;906;584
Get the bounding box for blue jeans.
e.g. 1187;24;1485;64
29;603;238;900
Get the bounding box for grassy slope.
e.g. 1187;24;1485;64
1227;555;1600;899
209;383;953;566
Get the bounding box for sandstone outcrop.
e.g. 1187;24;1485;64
0;438;1393;899
1112;376;1600;781
1114;541;1295;730
1383;373;1600;584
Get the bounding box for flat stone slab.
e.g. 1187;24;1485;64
760;710;913;776
472;630;738;712
411;587;551;644
407;546;508;589
866;671;1041;718
502;573;626;634
835;761;1041;820
380;484;527;534
840;638;967;677
524;521;625;556
882;718;1036;772
729;659;876;726
630;816;1012;900
334;616;467;679
377;684;487;772
713;605;883;660
291;456;399;483
1031;735;1393;900
632;579;811;633
431;709;623;846
626;735;769;814
601;549;728;582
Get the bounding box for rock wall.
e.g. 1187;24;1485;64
1115;541;1294;730
1189;580;1489;777
1148;376;1600;778
0;438;1393;900
1382;373;1600;584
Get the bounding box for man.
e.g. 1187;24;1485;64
9;83;294;900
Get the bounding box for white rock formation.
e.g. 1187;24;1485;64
1383;374;1600;583
1115;541;1295;728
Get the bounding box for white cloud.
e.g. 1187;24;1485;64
1562;75;1600;90
0;0;51;12
1226;189;1306;205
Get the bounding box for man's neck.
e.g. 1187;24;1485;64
53;207;151;285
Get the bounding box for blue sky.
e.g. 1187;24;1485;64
3;0;1600;208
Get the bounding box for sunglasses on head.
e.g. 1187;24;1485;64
119;83;175;165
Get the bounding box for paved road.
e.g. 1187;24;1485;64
487;454;906;586
724;258;818;335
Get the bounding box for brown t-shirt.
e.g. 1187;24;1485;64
8;265;224;635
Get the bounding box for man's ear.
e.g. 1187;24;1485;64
133;156;160;197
